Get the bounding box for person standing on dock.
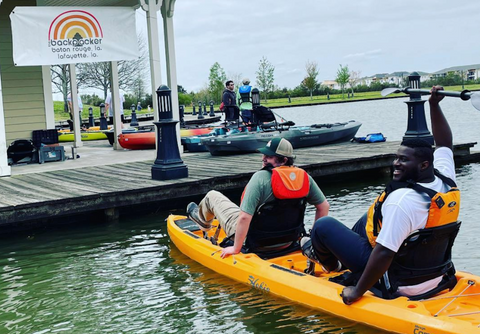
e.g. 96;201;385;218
301;86;461;303
105;90;125;127
222;80;237;108
237;78;253;124
67;90;84;130
186;138;330;257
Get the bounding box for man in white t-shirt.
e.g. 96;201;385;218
301;86;459;303
105;91;125;126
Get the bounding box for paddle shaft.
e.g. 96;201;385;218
404;88;472;101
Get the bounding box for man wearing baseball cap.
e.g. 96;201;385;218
237;78;253;124
187;137;330;258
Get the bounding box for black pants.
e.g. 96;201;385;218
310;213;373;273
108;115;125;125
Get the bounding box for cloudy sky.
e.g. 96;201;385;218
137;0;480;93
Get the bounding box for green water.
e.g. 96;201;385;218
1;163;479;334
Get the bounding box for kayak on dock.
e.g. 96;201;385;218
202;120;362;156
58;130;108;142
117;126;215;150
168;215;480;334
182;105;361;154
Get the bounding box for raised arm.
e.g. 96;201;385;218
429;86;453;150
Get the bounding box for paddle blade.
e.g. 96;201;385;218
470;93;480;112
381;87;403;97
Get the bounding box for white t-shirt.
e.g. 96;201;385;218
67;94;83;109
105;92;125;116
376;147;456;296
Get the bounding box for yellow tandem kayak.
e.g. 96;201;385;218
167;215;480;334
58;131;108;142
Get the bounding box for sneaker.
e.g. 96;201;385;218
300;237;342;273
300;237;321;265
186;202;212;231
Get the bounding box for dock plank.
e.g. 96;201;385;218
0;140;477;227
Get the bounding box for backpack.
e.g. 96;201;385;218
352;133;386;143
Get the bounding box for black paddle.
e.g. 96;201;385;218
381;87;480;111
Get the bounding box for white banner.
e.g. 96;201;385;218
10;6;139;66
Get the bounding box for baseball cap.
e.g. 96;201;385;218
258;138;293;158
242;78;250;85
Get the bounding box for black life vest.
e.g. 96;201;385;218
243;166;310;254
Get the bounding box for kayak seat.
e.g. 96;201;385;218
374;221;461;300
252;106;278;129
330;222;461;301
224;105;244;127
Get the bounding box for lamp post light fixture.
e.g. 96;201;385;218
130;103;139;126
209;100;215;117
151;85;188;180
99;103;108;130
88;107;94;127
197;101;204;119
402;72;433;145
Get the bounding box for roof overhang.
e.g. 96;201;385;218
36;0;140;8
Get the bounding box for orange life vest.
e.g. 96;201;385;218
365;170;460;248
241;166;310;254
241;166;310;202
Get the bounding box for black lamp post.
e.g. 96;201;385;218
179;105;185;128
197;101;204;119
402;72;434;145
203;101;207;115
151;85;188;180
130;103;139;126
88;107;94;128
209;100;215;117
99;103;108;130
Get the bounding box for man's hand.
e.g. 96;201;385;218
429;85;445;104
220;246;238;258
341;286;363;305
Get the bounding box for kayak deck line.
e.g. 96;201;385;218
168;214;480;334
434;280;475;317
448;310;480;318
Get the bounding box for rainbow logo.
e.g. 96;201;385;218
48;10;103;42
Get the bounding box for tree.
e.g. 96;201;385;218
50;64;71;113
256;56;275;102
208;62;227;103
131;75;146;102
302;60;319;100
336;64;350;99
349;70;361;94
228;72;243;89
76;34;149;99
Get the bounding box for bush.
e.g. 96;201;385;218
81;93;103;106
123;93;138;111
178;93;192;106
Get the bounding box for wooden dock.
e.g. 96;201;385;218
0;141;478;231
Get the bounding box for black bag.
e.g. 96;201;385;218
7;139;36;164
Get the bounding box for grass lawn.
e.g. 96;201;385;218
54;84;480;121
